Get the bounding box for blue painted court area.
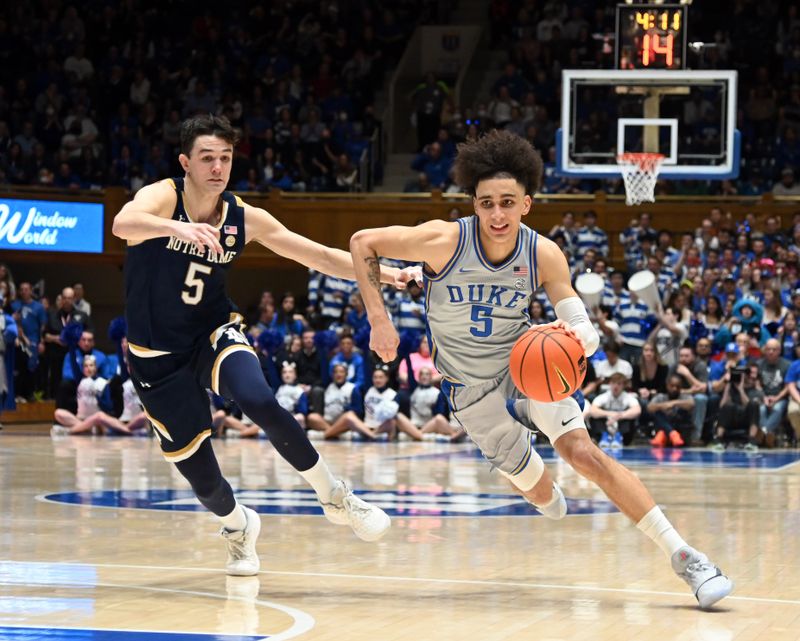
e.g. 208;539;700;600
41;488;618;518
400;445;800;470
0;628;264;641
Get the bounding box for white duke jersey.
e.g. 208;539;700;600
423;216;539;385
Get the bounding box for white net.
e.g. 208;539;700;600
617;153;664;206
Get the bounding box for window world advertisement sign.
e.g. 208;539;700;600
0;198;104;253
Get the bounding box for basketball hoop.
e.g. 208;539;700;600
616;152;664;206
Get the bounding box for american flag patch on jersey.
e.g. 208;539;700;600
224;225;237;235
513;266;528;276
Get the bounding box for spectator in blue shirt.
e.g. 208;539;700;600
10;281;47;400
329;334;366;391
410;142;452;189
57;329;107;415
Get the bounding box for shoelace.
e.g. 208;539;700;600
679;557;714;580
343;494;374;519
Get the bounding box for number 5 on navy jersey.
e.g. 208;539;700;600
470;304;494;337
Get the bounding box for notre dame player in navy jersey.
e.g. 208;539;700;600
113;115;412;576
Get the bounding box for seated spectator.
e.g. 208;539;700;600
585;372;641;448
648;374;695;447
52;356;133;436
396;367;455;439
285;330;325;416
329;334;366;390
756;339;791;447
529;299;550;325
632;342;668;414
306;363;361;437
580;359;600;402
327;364;418;440
776;311;799;359
670;346;709;445
772;167;800;195
275;363;309;429
410;142;452;189
397;334;440;388
716;299;767;348
593;341;632;391
710;364;763;451
58;330;108;413
270;291;307;341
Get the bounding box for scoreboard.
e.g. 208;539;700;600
615;3;688;70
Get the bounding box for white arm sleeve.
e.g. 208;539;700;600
554;296;600;356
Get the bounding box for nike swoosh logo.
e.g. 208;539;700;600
561;416;578;426
553;365;571;395
458;267;474;273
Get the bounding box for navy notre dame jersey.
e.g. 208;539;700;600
125;177;247;354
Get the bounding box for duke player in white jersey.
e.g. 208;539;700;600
351;130;732;609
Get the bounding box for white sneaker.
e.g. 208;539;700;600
531;482;568;520
220;506;261;576
51;425;70;436
671;546;733;609
320;480;391;542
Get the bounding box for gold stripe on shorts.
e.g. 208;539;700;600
162;430;213;463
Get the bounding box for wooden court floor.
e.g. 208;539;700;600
1;431;799;641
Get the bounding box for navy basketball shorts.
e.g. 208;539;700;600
127;318;256;462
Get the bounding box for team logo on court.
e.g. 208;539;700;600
40;488;618;517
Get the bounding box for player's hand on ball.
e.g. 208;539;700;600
370;318;400;363
544;319;585;352
174;221;224;255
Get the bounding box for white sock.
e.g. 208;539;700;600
219;503;248;532
636;505;687;558
298;455;339;499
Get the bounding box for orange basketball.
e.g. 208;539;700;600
509;326;587;402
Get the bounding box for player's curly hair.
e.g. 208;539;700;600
452;129;543;197
180;114;239;156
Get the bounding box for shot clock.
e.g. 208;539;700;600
615;3;688;70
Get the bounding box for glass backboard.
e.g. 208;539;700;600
556;69;740;180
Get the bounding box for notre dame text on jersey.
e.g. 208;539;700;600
125;177;246;353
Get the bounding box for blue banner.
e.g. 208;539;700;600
0;198;104;253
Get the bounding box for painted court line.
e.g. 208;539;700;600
0;567;315;641
7;560;799;608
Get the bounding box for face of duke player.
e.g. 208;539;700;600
179;135;233;195
472;177;531;246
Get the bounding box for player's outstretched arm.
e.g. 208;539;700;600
245;203;416;286
350;220;457;362
538;237;600;356
112;181;223;254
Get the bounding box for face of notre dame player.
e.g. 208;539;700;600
179;135;233;194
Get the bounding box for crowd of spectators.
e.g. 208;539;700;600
0;1;446;194
406;1;800;195
2;204;800;448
